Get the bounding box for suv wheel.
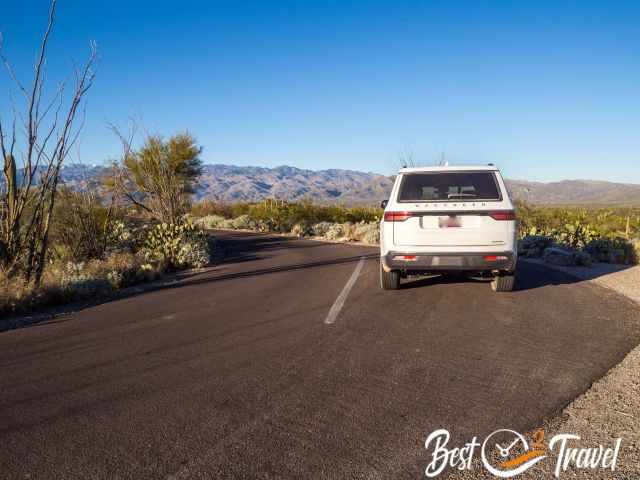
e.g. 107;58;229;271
491;273;515;292
380;263;400;290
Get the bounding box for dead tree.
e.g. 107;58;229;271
0;0;97;283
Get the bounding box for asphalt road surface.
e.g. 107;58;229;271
2;231;639;479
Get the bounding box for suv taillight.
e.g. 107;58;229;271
489;211;517;221
384;211;413;222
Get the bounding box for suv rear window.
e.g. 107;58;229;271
397;172;501;202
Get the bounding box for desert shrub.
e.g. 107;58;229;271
195;215;256;231
142;222;211;269
209;200;383;232
218;218;236;229
59;261;113;297
191;200;233;218
341;223;358;241
518;235;555;258
542;247;575;267
573;250;593;267
231;214;258;230
310;222;333;236
0;251;168;319
291;223;312;237
189;200;384;235
585;238;638;264
230;203;252;218
542;247;593;268
0;272;39;316
633;239;640;263
516;202;640;241
51;190;127;262
90;252;161;288
323;223;347;240
194;215;226;229
354;222;380;244
254;219;271;232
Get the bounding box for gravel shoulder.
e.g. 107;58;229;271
449;262;640;479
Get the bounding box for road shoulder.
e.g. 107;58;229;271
450;262;640;479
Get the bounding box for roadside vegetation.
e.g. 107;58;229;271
190;199;640;267
516;202;640;266
1;131;214;318
191;200;382;244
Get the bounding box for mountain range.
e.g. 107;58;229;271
55;163;640;206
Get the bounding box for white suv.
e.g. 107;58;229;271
379;165;518;292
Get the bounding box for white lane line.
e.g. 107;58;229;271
324;257;365;325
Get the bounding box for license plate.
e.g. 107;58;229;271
433;256;463;266
438;216;461;228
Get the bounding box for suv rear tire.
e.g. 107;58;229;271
491;273;515;292
380;264;400;290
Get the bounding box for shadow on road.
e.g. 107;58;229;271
513;260;583;291
183;254;379;289
218;231;333;266
399;260;585;292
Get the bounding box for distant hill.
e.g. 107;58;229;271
54;163;640;206
506;179;640;205
194;164;394;205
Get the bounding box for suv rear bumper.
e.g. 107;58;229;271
381;251;516;272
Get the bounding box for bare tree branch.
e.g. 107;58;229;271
0;0;98;283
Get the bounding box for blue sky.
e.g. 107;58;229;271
1;0;639;182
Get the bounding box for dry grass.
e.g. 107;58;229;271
0;252;163;319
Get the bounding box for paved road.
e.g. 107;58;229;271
2;231;639;479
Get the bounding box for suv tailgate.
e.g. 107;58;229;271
393;211;511;247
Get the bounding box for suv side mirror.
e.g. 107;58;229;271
380;199;388;209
